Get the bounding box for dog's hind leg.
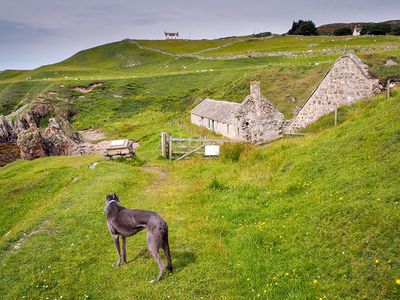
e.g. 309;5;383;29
147;231;165;283
122;236;127;263
112;235;122;267
161;231;173;273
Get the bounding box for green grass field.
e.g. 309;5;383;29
1;35;400;299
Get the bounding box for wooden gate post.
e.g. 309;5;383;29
168;135;173;160
161;132;167;158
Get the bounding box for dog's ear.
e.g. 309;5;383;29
113;194;120;202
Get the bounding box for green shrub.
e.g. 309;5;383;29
390;24;400;36
288;20;318;36
361;23;392;35
253;32;272;38
334;27;353;36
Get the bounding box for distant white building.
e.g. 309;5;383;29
164;31;179;39
353;25;362;36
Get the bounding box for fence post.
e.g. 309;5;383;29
168;136;173;160
161;132;166;158
387;79;391;99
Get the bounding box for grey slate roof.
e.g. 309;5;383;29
191;98;241;125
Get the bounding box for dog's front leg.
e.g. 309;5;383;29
112;234;122;267
122;236;127;263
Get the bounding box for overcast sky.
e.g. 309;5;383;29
0;0;399;70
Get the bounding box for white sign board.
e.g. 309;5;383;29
205;145;220;156
110;139;125;146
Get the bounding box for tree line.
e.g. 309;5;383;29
287;20;400;36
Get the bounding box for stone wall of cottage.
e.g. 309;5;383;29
235;82;284;143
284;56;380;133
190;114;238;139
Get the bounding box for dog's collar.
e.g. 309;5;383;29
106;200;118;207
103;200;118;214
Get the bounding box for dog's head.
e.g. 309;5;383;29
103;193;120;214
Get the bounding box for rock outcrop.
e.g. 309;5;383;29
41;117;82;156
0;103;83;160
0;142;20;167
17;128;47;160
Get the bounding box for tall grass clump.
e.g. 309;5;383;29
220;142;256;162
207;177;228;191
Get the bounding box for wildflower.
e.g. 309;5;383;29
396;279;400;285
313;279;318;284
285;273;289;276
374;259;379;264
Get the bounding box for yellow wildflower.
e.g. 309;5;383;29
313;279;318;284
396;279;400;285
374;259;379;264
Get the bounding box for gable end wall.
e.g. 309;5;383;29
284;57;379;133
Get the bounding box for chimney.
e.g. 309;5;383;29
250;81;262;113
250;81;261;98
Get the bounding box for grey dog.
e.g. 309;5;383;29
103;193;173;283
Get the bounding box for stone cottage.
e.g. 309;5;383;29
284;53;380;133
191;82;284;143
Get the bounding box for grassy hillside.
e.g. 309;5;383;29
1;35;400;299
0;90;399;299
151;35;400;57
0;36;398;119
138;36;248;54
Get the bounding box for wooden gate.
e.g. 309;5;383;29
160;132;231;161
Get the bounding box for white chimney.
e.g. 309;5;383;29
250;81;263;114
250;81;261;98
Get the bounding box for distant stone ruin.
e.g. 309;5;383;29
385;59;398;66
192;53;381;140
191;81;284;143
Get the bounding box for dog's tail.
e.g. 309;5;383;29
161;224;173;273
